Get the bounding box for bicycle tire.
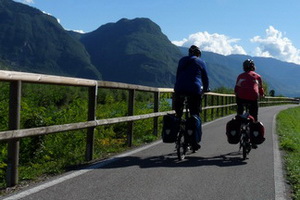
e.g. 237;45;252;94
177;133;186;160
242;134;252;160
242;139;247;160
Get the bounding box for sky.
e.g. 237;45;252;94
14;0;300;65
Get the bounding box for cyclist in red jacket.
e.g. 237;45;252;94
234;59;264;121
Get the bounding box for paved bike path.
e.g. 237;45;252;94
2;105;298;200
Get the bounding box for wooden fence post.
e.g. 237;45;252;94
127;89;135;147
225;96;229;115
153;92;160;136
232;96;235;112
221;96;225;116
85;85;97;161
211;95;214;120
7;80;21;187
233;96;237;112
203;95;208;122
216;96;220;117
171;93;175;110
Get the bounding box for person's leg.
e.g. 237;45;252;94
173;93;184;118
187;94;202;150
249;100;259;121
187;94;202;116
248;100;259;148
236;97;244;115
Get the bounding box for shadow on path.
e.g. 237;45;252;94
100;151;247;169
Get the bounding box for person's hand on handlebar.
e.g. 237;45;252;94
259;94;265;101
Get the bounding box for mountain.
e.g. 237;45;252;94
79;18;182;87
199;51;300;97
0;0;299;97
179;46;300;97
0;0;101;79
247;56;300;97
190;49;300;97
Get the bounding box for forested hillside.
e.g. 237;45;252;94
0;0;101;79
79;18;182;87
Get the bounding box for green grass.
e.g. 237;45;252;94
277;106;300;200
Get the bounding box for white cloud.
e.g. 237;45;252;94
72;30;85;34
24;0;34;3
251;26;300;64
172;31;247;56
41;11;61;24
42;11;52;16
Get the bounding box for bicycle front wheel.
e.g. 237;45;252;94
242;142;247;160
241;135;249;160
177;133;186;160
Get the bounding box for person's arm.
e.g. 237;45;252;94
234;75;240;95
258;76;265;97
200;62;209;92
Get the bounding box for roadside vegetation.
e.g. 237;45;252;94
0;82;172;193
0;83;238;192
0;81;280;196
277;106;300;200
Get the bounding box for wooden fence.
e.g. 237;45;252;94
0;70;299;187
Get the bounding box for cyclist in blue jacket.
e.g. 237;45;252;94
174;45;210;150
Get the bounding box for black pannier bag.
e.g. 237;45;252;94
162;114;180;143
249;121;265;144
226;118;241;144
185;115;202;144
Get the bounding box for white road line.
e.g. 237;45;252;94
273;114;287;200
3;117;226;200
2;140;162;200
3;113;283;200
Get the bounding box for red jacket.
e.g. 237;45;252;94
235;71;264;100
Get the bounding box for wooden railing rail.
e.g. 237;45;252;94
0;70;298;187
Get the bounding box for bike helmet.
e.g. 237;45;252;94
188;45;201;57
243;59;255;72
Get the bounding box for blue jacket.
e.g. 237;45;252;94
174;56;209;95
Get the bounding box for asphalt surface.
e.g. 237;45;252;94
2;105;298;200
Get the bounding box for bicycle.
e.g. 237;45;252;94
176;119;191;161
175;97;200;160
238;104;254;160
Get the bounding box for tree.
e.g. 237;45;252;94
269;90;275;97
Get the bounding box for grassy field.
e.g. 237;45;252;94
277;106;300;200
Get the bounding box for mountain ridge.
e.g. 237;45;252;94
79;17;182;87
0;0;299;97
0;0;101;79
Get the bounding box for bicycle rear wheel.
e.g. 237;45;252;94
176;132;186;160
241;135;251;160
242;140;247;160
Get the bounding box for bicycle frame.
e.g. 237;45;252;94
239;104;252;160
176;97;195;160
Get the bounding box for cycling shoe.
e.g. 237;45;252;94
192;143;201;152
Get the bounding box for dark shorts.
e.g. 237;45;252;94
236;97;258;121
173;93;202;118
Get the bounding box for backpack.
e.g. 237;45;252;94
249;121;265;144
185;115;202;144
162;114;180;143
226;117;241;144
